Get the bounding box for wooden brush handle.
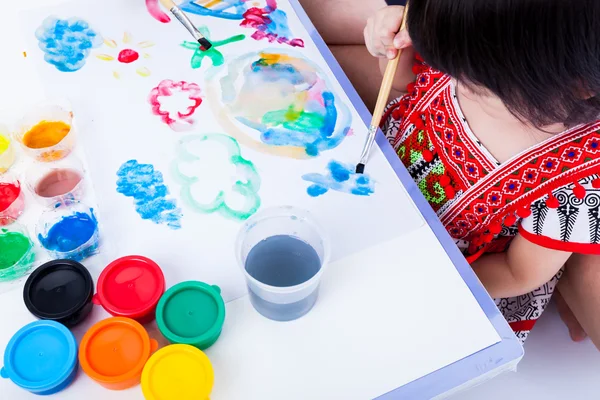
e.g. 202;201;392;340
369;4;410;128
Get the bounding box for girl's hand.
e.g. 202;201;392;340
364;6;411;60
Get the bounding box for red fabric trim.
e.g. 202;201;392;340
509;319;537;332
519;225;600;255
465;246;487;264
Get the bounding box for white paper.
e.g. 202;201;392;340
18;0;425;302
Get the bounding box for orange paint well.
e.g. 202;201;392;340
22;121;70;149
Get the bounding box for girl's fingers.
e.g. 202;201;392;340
393;29;412;49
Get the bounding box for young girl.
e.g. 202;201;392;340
365;0;600;344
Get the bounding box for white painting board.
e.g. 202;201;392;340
18;0;425;302
0;0;505;399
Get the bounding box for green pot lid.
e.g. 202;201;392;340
156;281;225;350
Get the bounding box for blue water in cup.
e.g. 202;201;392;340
236;206;330;321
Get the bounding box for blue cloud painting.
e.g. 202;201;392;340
116;160;183;229
302;160;375;197
35;16;103;72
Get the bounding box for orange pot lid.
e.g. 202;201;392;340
79;317;157;384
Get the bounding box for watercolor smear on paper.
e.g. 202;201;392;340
0;228;34;281
241;0;304;47
207;50;351;159
117;160;182;229
146;0;171;23
0;135;9;155
179;0;303;47
96;32;154;78
149;80;203;131
0;134;14;174
38;209;99;261
35;17;103;72
180;0;251;19
302;160;375;197
172;134;261;221
181;26;245;70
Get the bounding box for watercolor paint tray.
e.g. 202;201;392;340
0;102;102;293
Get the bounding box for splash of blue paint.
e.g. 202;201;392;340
116;160;182;229
35;16;103;72
38;210;99;261
302;161;375;197
180;0;247;19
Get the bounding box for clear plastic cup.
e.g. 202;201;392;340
27;155;85;208
235;206;330;321
0;126;16;174
0;173;25;224
0;217;35;282
14;100;76;162
37;203;99;261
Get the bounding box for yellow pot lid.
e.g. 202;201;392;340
141;344;214;400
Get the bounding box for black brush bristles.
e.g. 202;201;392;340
198;37;213;51
355;163;365;174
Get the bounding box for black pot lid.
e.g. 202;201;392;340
24;259;94;320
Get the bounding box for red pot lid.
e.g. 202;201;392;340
94;256;165;319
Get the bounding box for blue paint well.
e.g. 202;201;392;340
38;210;99;260
245;235;321;321
302;160;375;197
116;160;182;229
35;17;102;72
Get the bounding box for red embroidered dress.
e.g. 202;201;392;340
383;59;600;342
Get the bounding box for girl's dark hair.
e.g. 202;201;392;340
407;0;600;127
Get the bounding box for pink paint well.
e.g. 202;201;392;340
35;169;83;198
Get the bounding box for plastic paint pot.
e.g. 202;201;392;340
79;317;158;390
93;256;165;323
0;219;35;282
0;127;15;174
0;174;25;223
23;259;94;327
141;344;214;400
1;320;78;395
156;281;225;350
37;203;99;261
14;101;75;162
27;155;85;207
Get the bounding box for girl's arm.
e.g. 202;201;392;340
471;234;571;298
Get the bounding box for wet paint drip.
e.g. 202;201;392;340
36;169;83;198
172;134;261;220
302;160;375;197
0;230;32;270
116;160;182;229
216;51;352;157
0;182;21;213
23;121;70;149
39;211;99;256
181;25;245;69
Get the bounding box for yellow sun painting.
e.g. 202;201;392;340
95;32;154;78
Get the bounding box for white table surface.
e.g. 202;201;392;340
458;302;600;400
0;0;520;399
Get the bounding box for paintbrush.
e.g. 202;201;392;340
356;3;409;174
159;0;213;50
